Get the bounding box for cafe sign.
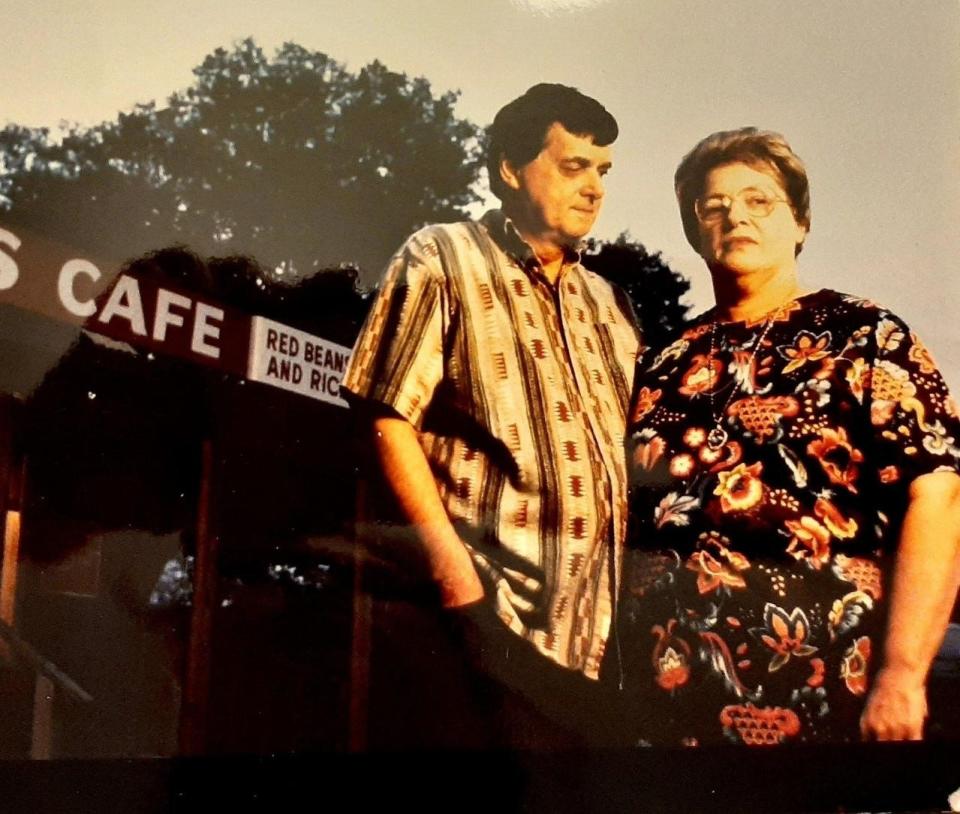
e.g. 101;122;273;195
0;223;352;407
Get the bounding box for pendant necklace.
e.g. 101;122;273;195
705;307;782;451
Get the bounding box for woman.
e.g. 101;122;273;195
615;128;960;746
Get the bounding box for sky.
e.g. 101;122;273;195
2;0;959;390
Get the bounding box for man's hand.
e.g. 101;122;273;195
860;666;927;741
370;412;485;608
436;567;485;608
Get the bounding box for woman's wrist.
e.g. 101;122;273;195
873;661;927;691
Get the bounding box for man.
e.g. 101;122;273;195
343;83;640;747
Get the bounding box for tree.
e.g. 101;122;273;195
0;41;692;349
0;39;483;287
582;234;691;350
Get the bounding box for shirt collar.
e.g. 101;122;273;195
480;209;582;278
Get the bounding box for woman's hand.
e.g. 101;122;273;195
865;471;960;741
860;666;927;740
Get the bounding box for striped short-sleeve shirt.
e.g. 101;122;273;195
343;210;641;677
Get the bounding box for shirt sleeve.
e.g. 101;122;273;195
866;309;960;486
341;230;447;430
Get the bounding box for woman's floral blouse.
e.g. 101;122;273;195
617;289;960;746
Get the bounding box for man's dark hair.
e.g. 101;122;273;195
486;83;618;201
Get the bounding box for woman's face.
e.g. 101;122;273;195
695;162;807;277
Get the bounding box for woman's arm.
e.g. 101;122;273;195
860;470;960;740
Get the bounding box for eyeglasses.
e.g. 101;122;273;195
694;188;790;225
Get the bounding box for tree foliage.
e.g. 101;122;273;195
0;39;694;350
0;39;482;285
582;234;691;350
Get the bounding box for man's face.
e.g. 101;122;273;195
501;122;613;247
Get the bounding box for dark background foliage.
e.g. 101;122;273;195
582;234;690;350
0;39;480;287
0;38;689;341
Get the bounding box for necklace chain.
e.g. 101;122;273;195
705;308;783;450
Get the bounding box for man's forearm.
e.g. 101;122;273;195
371;413;484;607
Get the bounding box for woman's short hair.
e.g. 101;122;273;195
674;127;811;256
486;83;618;201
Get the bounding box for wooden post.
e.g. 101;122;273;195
30;674;54;760
348;478;371;752
0;509;21;628
0;395;23;659
0;395;70;759
179;439;218;755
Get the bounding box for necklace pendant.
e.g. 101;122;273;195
707;426;728;450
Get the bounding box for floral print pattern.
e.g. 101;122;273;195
617;290;960;746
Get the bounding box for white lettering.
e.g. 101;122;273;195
152;288;192;341
191;302;223;359
97;274;146;335
0;228;21;291
58;259;102;317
